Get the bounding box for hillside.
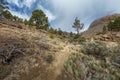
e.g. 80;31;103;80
0;19;79;80
82;14;120;39
0;19;120;80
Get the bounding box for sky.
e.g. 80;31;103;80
5;0;120;32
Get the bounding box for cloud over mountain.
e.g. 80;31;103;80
5;0;120;32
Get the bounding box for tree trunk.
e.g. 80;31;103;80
76;28;79;34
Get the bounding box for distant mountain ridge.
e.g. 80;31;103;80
89;14;120;29
82;14;120;38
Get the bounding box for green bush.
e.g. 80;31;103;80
49;34;54;39
107;17;120;31
68;34;86;44
77;37;86;44
40;43;50;50
110;45;120;67
63;52;120;80
64;53;88;80
111;45;120;53
43;53;54;63
62;43;120;80
102;25;108;34
81;41;110;59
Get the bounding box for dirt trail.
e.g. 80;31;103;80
33;43;78;80
51;44;77;80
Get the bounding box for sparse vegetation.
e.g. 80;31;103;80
110;45;120;67
68;34;86;44
61;50;120;80
102;25;108;34
72;17;84;34
81;41;110;59
49;33;54;39
112;44;120;53
40;43;50;50
43;52;54;63
48;27;57;34
0;37;34;64
107;17;120;31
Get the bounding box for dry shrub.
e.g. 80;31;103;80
43;53;54;63
0;36;33;64
81;41;110;59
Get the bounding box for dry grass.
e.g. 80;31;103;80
0;19;56;80
0;19;77;80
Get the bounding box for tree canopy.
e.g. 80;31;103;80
72;17;84;34
1;10;12;19
0;0;8;18
107;17;120;31
0;0;6;10
29;10;49;30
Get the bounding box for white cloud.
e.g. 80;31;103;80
45;10;56;22
49;0;106;30
6;0;120;32
24;0;36;8
6;0;36;8
37;5;56;22
6;0;56;22
9;10;29;20
49;0;120;31
6;0;19;6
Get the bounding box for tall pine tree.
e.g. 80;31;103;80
72;17;84;34
29;10;49;30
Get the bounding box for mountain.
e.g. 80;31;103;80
82;14;120;38
89;14;120;28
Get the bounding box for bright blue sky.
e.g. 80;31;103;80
5;0;120;32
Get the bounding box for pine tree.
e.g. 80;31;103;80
107;17;120;31
1;10;12;19
72;17;84;34
0;0;8;18
29;10;49;30
103;25;108;34
24;19;28;25
58;28;62;35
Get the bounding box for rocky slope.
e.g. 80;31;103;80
82;14;120;38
